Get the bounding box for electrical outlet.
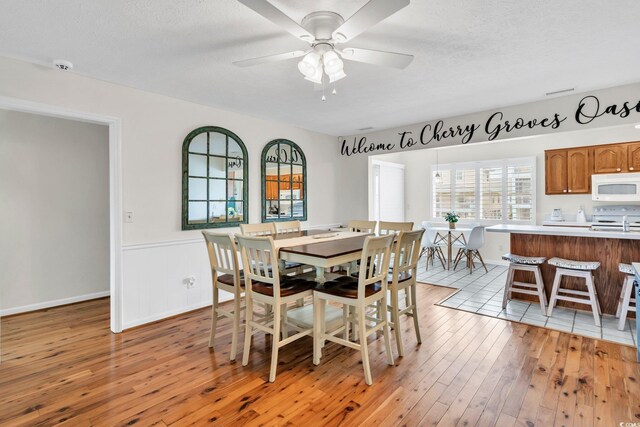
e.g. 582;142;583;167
125;211;134;223
186;276;196;289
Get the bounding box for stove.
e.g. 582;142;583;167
591;205;640;231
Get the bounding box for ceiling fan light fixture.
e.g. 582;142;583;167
304;64;324;84
297;52;321;78
322;51;343;75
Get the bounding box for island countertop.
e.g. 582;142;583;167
486;224;640;240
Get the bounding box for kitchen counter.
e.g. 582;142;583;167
487;224;640;240
489;224;640;315
541;220;592;227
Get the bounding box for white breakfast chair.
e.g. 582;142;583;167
453;225;488;274
378;221;413;236
240;222;277;236
419;221;446;270
274;220;302;234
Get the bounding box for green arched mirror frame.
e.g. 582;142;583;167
182;126;249;230
261;139;307;222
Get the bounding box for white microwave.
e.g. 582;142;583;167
592;172;640;201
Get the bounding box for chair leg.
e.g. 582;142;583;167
343;304;350;342
230;297;241;360
547;272;562;317
436;247;446;269
390;289;403;357
453;250;464;270
313;297;323;365
476;250;489;273
242;296;254;366
269;304;281;382
618;276;634;331
585;273;601;327
533;267;547;316
381;296;395;368
358;305;373;385
410;283;422;345
502;266;515;310
281;303;289;339
209;286;219;348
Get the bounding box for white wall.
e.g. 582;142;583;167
371;124;640;262
0;56;343;328
0;110;110;313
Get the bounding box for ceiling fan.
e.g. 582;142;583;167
233;0;414;91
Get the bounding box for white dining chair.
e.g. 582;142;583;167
240;222;277;236
237;234;317;382
274;220;302;234
378;221;413;235
202;231;245;361
453;225;488;274
388;229;424;357
313;234;395;385
347;219;377;234
419;221;446;270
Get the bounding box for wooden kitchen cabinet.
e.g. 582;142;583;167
627;142;640;172
545;150;568;194
594;144;627;173
566;148;591;193
545;148;591;195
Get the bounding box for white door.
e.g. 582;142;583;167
371;160;405;222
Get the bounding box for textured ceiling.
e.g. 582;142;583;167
1;0;639;136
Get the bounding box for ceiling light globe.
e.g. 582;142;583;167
434;172;442;184
297;52;321;78
323;51;343;75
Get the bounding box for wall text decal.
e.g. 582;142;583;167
340;94;640;157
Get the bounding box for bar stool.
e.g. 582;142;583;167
501;253;547;315
616;263;637;331
547;257;601;326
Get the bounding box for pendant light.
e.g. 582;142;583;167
434;150;442;184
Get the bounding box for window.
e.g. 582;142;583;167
182;126;248;230
261;139;307;222
431;157;535;223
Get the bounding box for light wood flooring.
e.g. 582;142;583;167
1;284;639;426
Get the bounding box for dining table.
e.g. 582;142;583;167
274;229;371;283
428;225;472;270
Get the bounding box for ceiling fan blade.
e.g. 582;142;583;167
233;50;306;67
332;0;409;42
237;0;314;41
339;47;413;69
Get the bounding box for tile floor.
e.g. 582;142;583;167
416;258;637;347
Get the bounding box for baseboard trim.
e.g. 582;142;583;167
122;293;232;330
1;291;111;316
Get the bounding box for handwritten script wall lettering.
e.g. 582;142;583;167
340;94;640;157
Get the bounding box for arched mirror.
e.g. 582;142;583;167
182;126;248;230
261;139;307;222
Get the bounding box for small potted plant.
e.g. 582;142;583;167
444;211;459;229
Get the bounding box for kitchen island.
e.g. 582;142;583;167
487;224;640;315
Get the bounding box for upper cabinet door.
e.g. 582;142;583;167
594;145;627;173
545;150;568;194
627;142;640;172
567;148;591;193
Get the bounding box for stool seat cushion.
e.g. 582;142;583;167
502;253;546;265
619;263;635;275
251;276;315;297
217;271;245;288
548;257;600;271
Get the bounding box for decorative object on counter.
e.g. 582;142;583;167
501;253;548;316
550;208;563;221
444;211;459;229
576;206;587;223
547;257;602;326
616;263;637;331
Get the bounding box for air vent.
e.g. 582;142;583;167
358;126;374;131
545;88;574;96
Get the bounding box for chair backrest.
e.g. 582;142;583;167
391;229;425;279
240;222;277;236
236;234;282;298
420;221;438;248
466;226;486;250
348;220;377;234
378;221;414;236
202;231;241;290
274;220;302;234
356;234;394;298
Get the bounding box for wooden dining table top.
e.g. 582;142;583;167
278;234;369;259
